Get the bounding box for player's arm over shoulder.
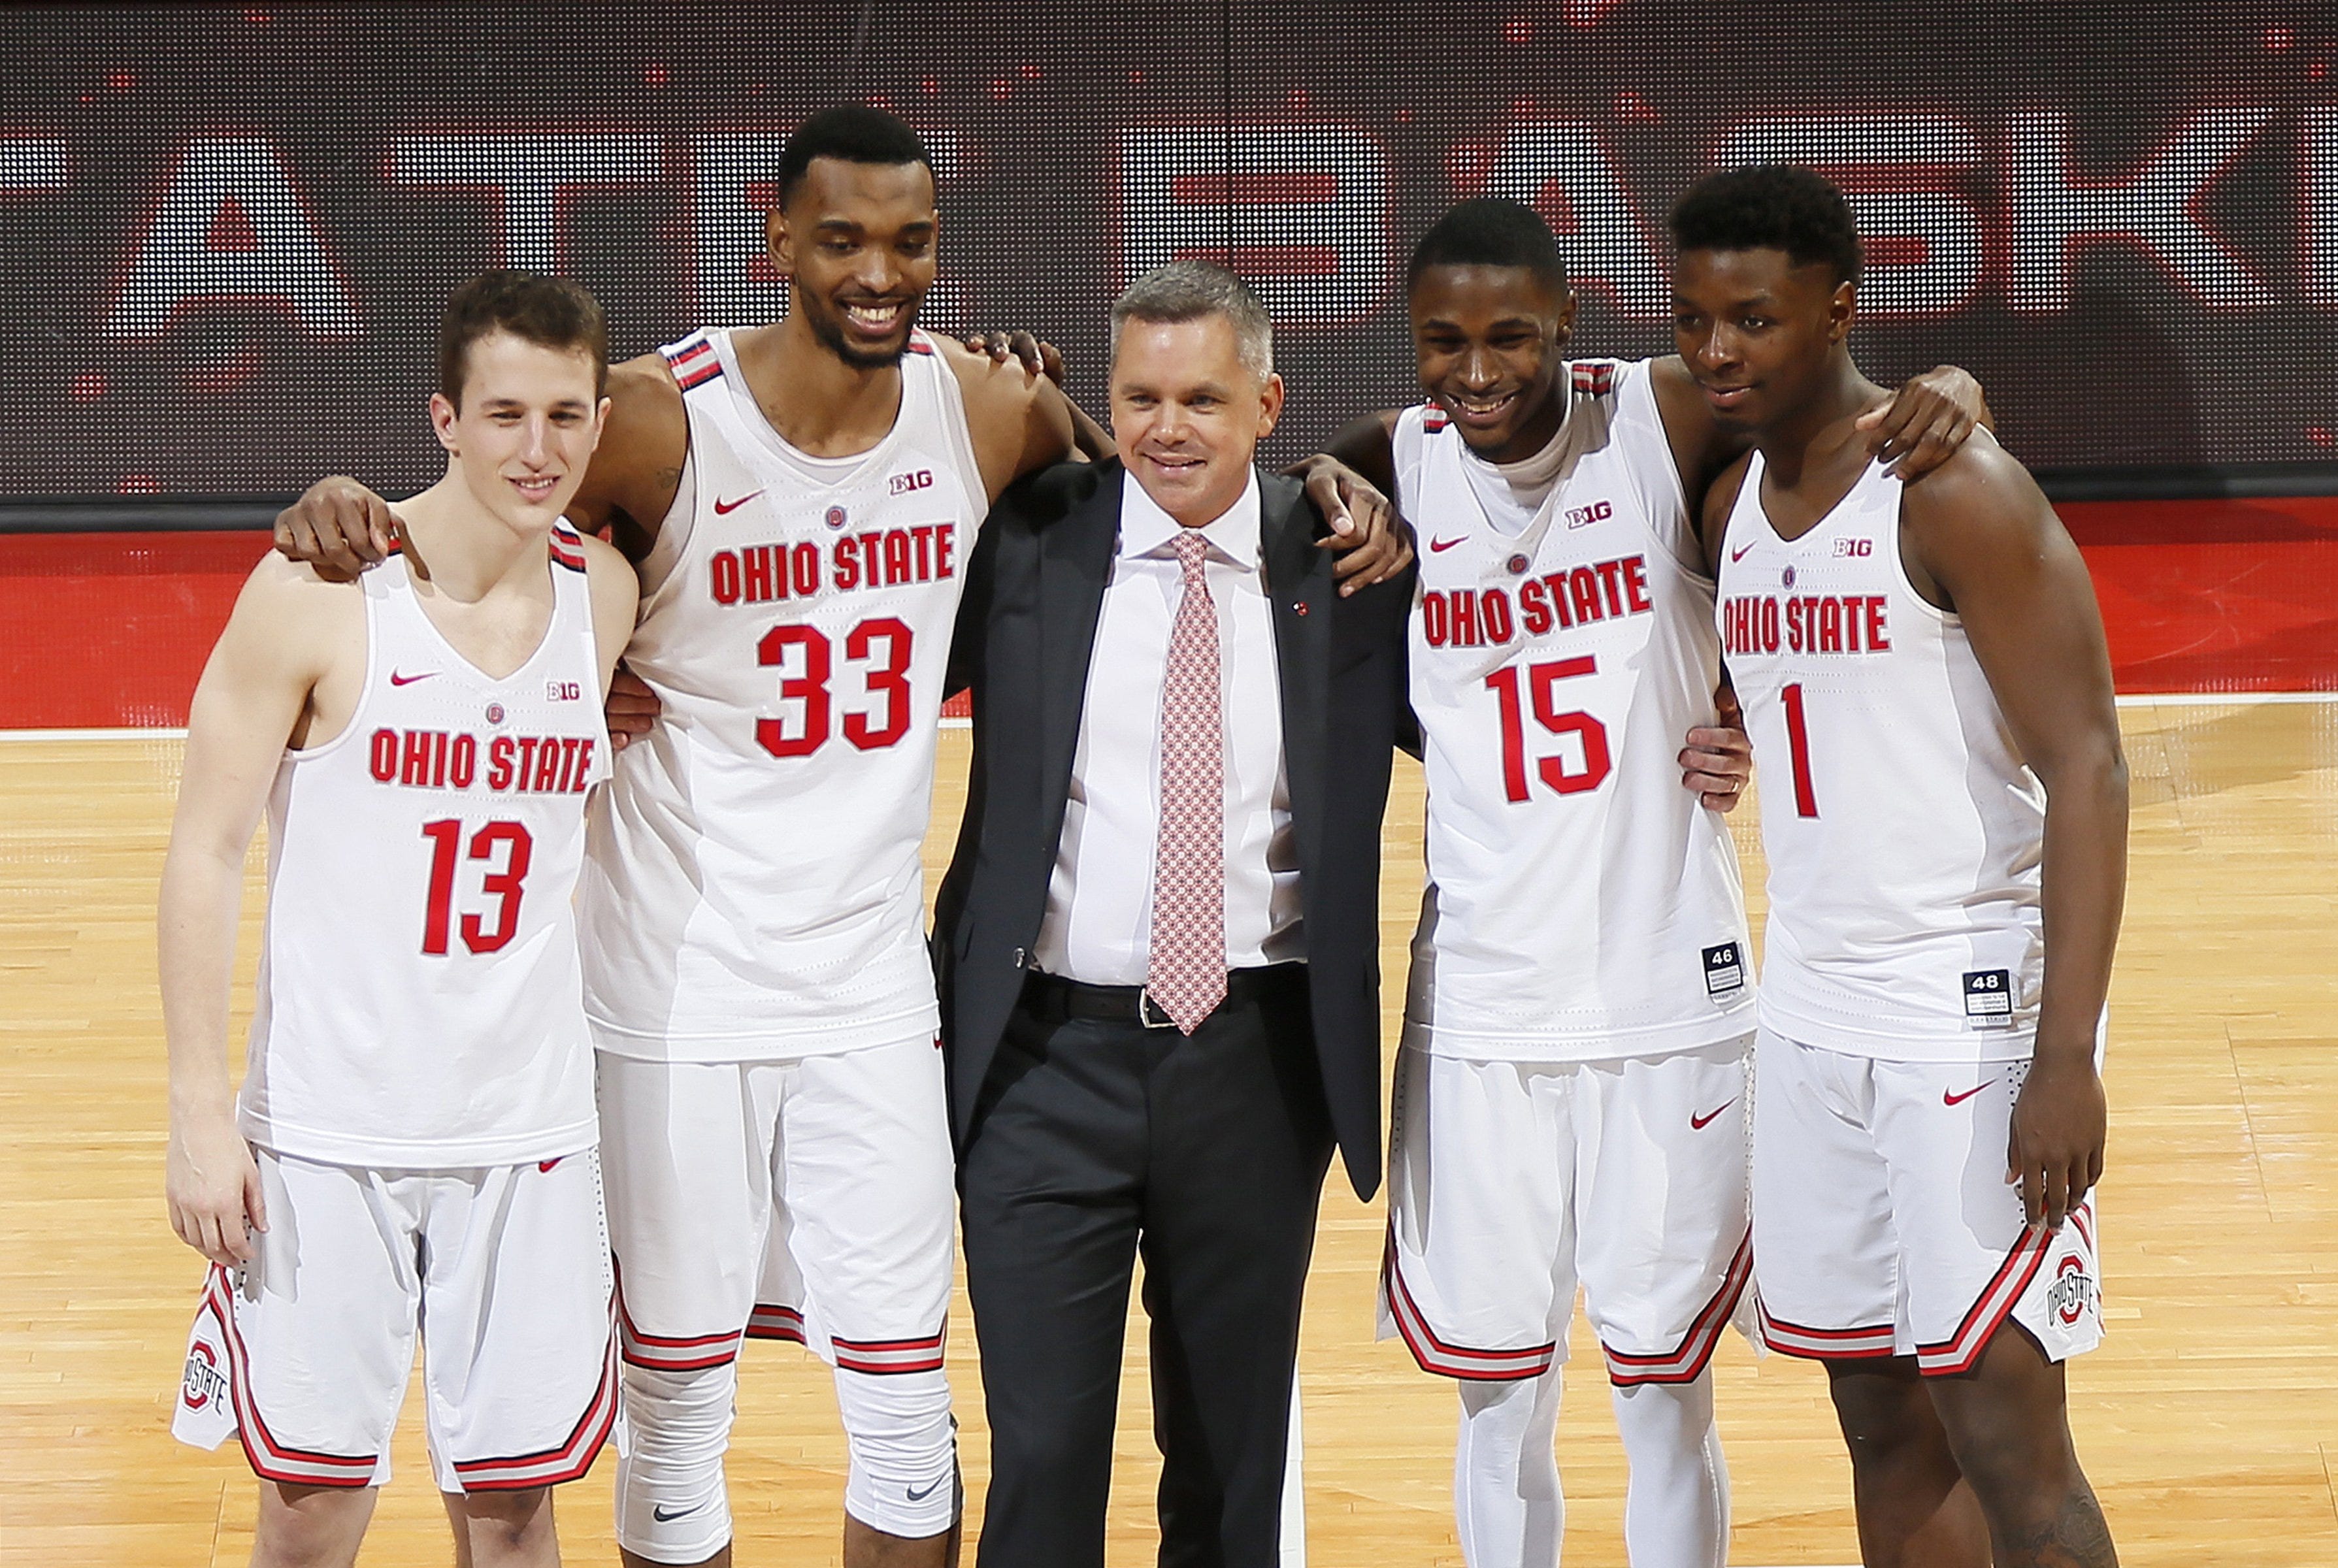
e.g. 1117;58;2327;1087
939;336;1081;502
572;530;639;696
569;351;689;561
1319;408;1402;498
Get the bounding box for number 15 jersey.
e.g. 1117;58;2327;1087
1396;359;1754;1062
578;330;987;1060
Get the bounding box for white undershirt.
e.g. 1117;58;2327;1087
1457;399;1574;536
1033;467;1302;985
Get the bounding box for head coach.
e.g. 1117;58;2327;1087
932;260;1414;1567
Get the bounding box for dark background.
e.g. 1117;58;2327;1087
3;1;2334;502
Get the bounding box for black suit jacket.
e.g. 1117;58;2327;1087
933;458;1411;1199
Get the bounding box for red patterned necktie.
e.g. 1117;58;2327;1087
1147;529;1226;1034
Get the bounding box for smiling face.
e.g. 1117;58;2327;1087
1409;263;1575;463
1670;247;1854;434
430;330;607;533
770;156;938;368
1108;313;1285;529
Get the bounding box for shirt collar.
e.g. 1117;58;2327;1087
1119;464;1262;571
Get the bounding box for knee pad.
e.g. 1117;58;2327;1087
834;1365;958;1539
614;1358;740;1564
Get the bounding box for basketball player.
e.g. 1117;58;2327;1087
1686;165;2122;1567
266;106;1405;1568
161;271;636;1568
1313;199;1988;1568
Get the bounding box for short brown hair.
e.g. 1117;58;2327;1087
438;270;609;410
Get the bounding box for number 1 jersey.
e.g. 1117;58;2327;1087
239;533;608;1167
578;329;987;1058
1715;452;2046;1061
1396;358;1754;1061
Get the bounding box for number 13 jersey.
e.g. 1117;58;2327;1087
1396;358;1754;1062
240;534;608;1167
579;329;987;1060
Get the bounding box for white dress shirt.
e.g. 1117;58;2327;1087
1033;467;1304;984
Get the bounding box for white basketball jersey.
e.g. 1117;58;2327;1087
239;529;608;1167
578;329;987;1058
1716;453;2046;1060
1396;359;1754;1060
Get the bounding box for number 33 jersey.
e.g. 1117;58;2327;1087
239;535;609;1167
579;329;987;1059
1395;358;1754;1062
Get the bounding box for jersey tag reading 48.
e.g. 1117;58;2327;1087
1964;968;2015;1028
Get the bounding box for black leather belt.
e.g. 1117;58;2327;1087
1020;964;1305;1030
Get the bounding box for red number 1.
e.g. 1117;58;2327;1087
1781;682;1819;818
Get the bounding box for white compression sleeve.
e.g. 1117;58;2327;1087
834;1364;958;1539
1609;1375;1728;1568
612;1358;738;1565
1455;1370;1565;1568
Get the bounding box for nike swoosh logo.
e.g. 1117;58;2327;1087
389;670;437;686
1943;1081;1994;1107
1728;541;1755;563
1690;1098;1737;1131
653;1502;708;1522
906;1478;945;1502
713;490;765;515
538;1158;563;1173
1428;534;1469;553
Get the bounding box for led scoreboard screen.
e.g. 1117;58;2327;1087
1;1;2332;503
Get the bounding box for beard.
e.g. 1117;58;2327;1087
802;294;916;370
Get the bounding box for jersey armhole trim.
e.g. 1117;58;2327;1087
921;334;993;523
282;568;384;762
1616;357;1702;580
1885;476;1960;630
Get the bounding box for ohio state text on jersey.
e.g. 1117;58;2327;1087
1395;358;1754;1060
579;329;987;1057
239;532;609;1166
1716;453;2046;1060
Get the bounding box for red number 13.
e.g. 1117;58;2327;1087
420;819;534;955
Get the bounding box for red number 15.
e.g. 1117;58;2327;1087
1487;656;1613;802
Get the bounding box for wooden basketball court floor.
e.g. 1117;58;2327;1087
2;694;2332;1565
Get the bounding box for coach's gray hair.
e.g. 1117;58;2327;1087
1109;261;1275;382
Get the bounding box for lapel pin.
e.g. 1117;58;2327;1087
1292;600;1309;615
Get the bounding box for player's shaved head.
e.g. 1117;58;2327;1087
1408;199;1569;294
1668;165;1863;286
776;105;934;212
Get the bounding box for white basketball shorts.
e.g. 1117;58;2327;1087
171;1147;617;1492
597;1034;955;1377
1751;1027;2105;1374
1377;1040;1755;1386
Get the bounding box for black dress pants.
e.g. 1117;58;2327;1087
960;966;1332;1568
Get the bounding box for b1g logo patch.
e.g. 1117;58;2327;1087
182;1339;229;1411
1963;968;2014;1028
1702;941;1746;998
1565;498;1611;529
2047;1254;2098;1326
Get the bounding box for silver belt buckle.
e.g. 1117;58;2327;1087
1136;987;1178;1029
